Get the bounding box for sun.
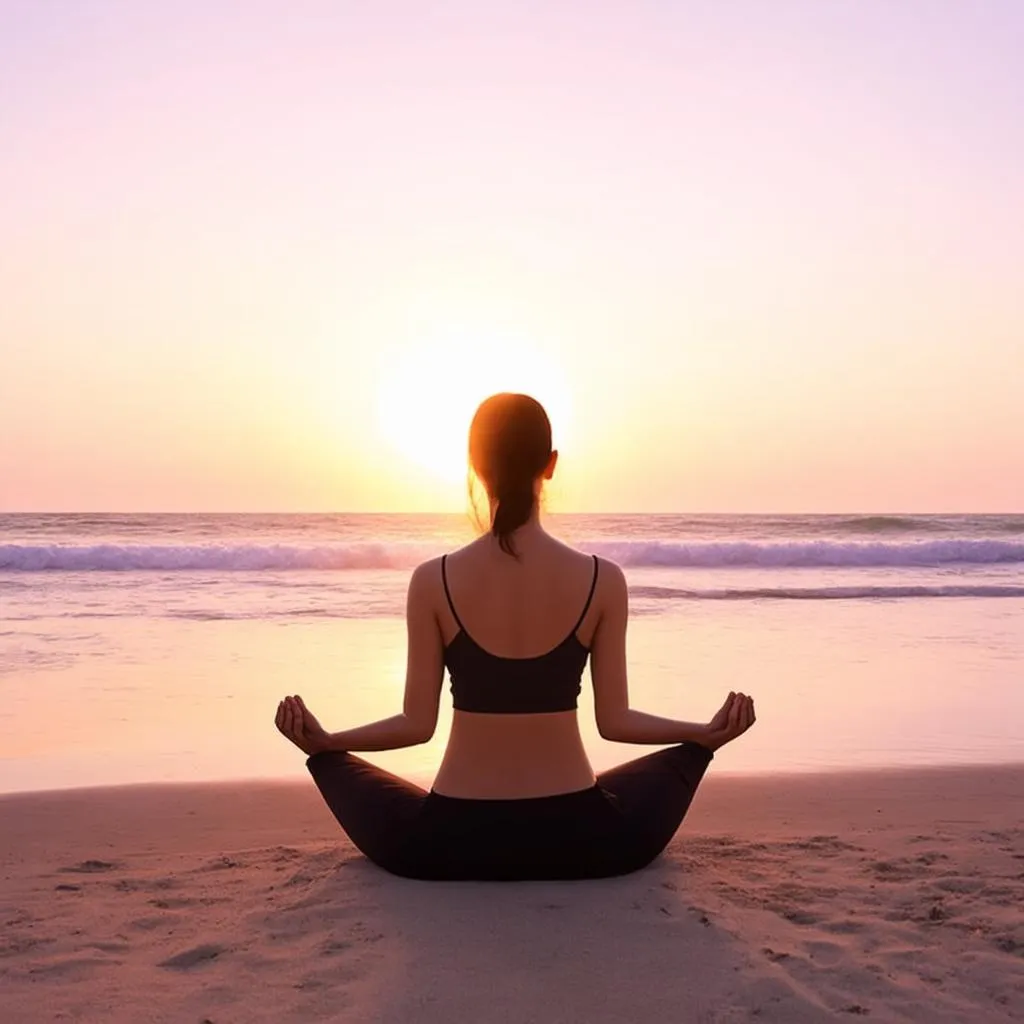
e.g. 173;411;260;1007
375;328;572;484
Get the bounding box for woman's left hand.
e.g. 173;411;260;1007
275;695;331;755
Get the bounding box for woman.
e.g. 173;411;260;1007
275;393;755;880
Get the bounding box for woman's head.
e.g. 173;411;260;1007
469;393;556;557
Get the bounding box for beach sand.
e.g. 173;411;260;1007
2;765;1021;1023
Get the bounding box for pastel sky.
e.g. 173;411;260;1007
2;0;1021;513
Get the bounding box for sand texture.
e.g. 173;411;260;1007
1;765;1022;1022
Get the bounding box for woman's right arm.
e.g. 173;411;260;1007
590;561;753;747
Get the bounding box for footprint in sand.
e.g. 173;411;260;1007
773;905;820;926
90;941;130;954
148;897;193;909
129;915;172;932
783;836;861;856
820;919;866;935
320;939;353;955
148;895;229;909
202;856;243;871
869;858;932;882
933;875;984;895
158;943;228;969
979;884;1017;904
284;870;321;887
979;830;1013;843
62;860;121;874
111;876;177;895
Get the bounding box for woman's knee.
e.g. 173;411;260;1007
306;749;357;772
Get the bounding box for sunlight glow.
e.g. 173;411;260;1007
375;328;573;484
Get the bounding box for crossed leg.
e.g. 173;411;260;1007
306;751;427;872
307;742;713;878
595;742;714;867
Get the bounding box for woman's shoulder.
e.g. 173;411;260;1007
590;552;626;593
409;536;485;583
546;536;623;575
408;554;445;594
540;540;628;601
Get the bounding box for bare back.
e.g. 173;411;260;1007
430;526;604;798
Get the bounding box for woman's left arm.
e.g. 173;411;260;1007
280;563;444;753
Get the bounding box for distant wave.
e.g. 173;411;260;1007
3;538;1024;571
3;608;353;622
0;542;435;572
631;584;1024;602
833;515;937;533
828;514;1024;535
596;539;1024;568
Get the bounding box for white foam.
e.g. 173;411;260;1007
0;542;436;572
2;537;1024;571
594;538;1024;568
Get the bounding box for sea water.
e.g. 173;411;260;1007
1;513;1022;793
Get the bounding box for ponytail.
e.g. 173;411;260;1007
469;393;553;559
491;462;537;557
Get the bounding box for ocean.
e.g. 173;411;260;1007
2;512;1022;793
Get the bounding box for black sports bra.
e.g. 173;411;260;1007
441;554;599;714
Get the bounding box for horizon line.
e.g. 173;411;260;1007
2;510;1021;518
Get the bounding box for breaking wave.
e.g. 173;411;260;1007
3;538;1024;571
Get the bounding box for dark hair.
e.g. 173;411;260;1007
468;393;553;557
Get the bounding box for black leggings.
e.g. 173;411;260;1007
306;743;713;881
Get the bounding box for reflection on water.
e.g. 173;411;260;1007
2;596;1022;793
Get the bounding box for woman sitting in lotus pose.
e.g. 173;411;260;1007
275;393;755;880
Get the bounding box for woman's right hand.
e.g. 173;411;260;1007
703;691;756;751
275;695;332;756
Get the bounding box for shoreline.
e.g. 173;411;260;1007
2;763;1021;1021
5;756;1024;802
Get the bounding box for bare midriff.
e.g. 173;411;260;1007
431;710;597;799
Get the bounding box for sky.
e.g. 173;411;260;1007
1;0;1022;513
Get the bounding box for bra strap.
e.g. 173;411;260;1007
571;554;600;634
440;555;466;632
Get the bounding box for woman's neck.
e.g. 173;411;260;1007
494;514;547;554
